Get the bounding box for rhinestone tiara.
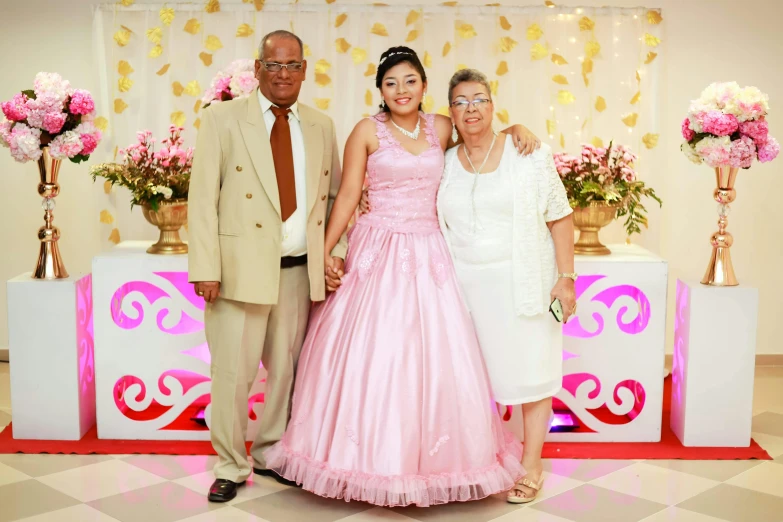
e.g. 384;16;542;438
379;51;415;65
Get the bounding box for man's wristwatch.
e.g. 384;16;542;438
558;272;578;282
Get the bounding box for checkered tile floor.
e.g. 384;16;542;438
1;364;782;522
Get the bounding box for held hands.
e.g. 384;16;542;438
509;124;541;156
324;255;345;293
551;278;577;324
194;281;220;304
358;189;370;215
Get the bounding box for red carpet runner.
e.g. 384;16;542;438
0;377;771;460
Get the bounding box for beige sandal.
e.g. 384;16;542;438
506;476;544;504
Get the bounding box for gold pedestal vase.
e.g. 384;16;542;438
701;165;739;286
34;148;68;279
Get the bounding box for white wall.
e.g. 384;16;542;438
1;0;781;355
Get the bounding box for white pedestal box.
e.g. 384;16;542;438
7;273;95;440
670;280;758;447
93;242;265;440
504;244;668;443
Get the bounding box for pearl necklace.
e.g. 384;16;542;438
463;131;498;233
390;116;420;140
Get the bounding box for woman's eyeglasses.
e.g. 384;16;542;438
450;98;491;111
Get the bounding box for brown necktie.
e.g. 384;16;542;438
269;106;296;221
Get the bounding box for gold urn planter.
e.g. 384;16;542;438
572;202;621;256
141;199;188;255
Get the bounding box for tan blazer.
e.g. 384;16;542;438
188;89;348;304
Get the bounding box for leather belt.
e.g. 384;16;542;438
280;255;307;269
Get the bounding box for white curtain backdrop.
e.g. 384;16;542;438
92;2;663;249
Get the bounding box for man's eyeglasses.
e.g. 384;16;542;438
451;98;491;111
261;61;304;73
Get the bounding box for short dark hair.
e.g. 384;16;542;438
258;30;304;61
375;46;427;113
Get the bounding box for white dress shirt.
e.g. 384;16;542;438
258;91;308;257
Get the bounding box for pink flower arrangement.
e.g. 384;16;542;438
0;72;101;163
201;59;258;109
681;82;778;168
554;142;661;237
91;126;193;209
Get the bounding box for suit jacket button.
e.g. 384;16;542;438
321;195;327;201
246;193;252;199
324;170;329;176
317;220;323;226
236;165;243;172
255;223;262;228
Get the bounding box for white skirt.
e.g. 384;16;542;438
454;259;563;405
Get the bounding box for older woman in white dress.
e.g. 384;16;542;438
437;69;576;503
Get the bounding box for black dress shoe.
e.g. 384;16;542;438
253;467;300;488
208;479;245;502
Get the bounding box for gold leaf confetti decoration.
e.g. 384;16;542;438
108;229;121;245
527;23;543;41
551;54;568;65
496;61;509;76
443;42;452;57
622;113;638;127
406;10;421;26
630;91;641;105
531;43;548;60
118;77;134;92
315;73;332;87
236;24;254;37
352;48;367;64
103;180;112;194
499;37;517;53
114;99;129;114
645;52;658;64
314;99;330;110
184;80;202;97
94;117;109;132
113;26;132;47
423;51;432;68
642;133;659;149
499;16;512;31
335;38;351;53
100;210;115;225
552;75;569;85
557;90;575;105
644;33;661;47
579;17;595;31
546;120;556;136
560;133;565;148
489;80;498;96
364;63;376;77
456;22;477;39
171;111;186;127
371;23;389;37
146;27;163;45
591;137;604;148
647;10;663;25
406;30;419;43
118;60;134;76
159;7;175;26
206;35;223;51
422;95;434;113
315;59;331;74
172;81;185;97
582;58;593;87
585;40;601;59
335;14;347;28
157;64;171;75
496;109;509;125
194;99;202;113
545;0;556;6
365;90;373;107
205;0;220;13
194;118;201;129
149;45;163;58
595;96;607;112
120;0;134;5
199;52;213;67
184;19;201;35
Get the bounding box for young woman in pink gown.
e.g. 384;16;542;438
264;47;537;507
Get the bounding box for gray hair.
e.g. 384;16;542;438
257;30;304;61
447;68;492;104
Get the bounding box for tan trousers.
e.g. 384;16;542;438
205;265;310;482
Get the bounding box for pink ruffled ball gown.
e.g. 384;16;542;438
264;113;523;507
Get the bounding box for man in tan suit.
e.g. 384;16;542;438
188;30;347;502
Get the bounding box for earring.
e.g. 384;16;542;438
451;124;458;143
